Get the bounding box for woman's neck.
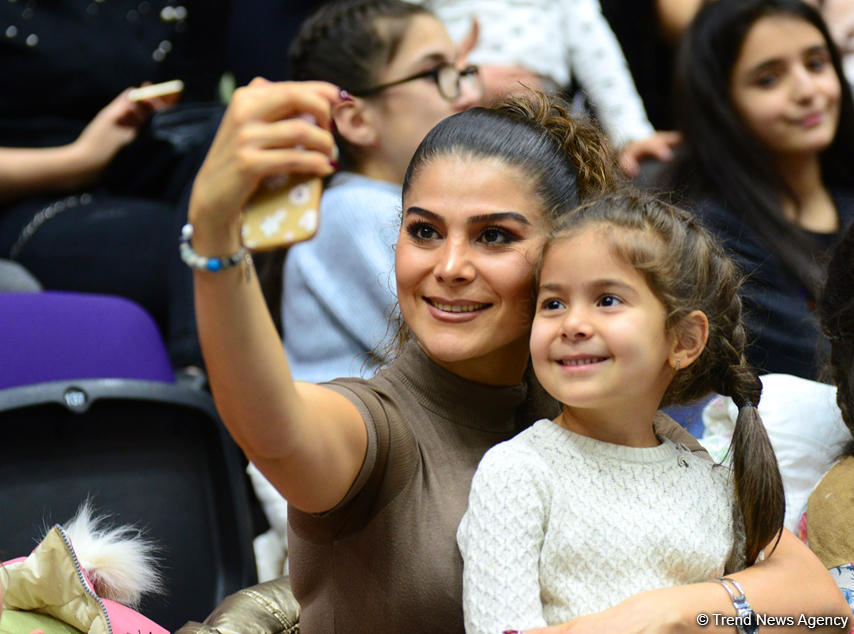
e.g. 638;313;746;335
777;153;838;233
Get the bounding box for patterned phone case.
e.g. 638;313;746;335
241;174;322;251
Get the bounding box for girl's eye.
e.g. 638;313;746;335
806;54;829;72
597;294;622;308
755;72;779;88
407;222;440;242
541;298;564;311
478;227;517;245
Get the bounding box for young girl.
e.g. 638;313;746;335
659;0;854;380
458;192;786;633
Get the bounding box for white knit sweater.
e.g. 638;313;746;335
457;418;740;634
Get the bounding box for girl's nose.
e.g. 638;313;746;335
790;64;817;103
559;306;594;340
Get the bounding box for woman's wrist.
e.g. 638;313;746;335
186;201;244;255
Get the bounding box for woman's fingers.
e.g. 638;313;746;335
239;146;336;178
188;80;343;235
232;80;341;131
240;117;336;155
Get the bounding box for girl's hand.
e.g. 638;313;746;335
618;130;683;178
188;79;340;244
69;89;157;180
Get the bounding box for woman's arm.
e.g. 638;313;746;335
189;79;369;513
0;89;159;204
526;530;850;633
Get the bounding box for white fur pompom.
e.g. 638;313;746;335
60;502;164;609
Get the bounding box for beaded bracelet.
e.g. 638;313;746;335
179;223;249;273
716;577;759;634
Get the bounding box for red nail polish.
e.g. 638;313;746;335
329;160;340;169
339;89;354;102
502;631;521;634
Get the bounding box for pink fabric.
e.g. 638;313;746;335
101;598;169;634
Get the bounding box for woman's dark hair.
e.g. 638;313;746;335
403;92;617;222
541;191;785;564
819;220;854;456
666;0;854;295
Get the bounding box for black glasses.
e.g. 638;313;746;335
355;64;480;102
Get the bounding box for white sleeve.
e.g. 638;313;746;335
563;0;654;146
457;445;551;634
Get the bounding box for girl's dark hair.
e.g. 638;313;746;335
541;191;785;564
383;92;618;357
819;221;854;456
289;0;430;91
666;0;854;295
288;0;432;169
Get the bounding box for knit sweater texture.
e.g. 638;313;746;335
458;417;740;634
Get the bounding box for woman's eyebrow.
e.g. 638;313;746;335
403;209;532;226
404;206;441;221
469;212;532;226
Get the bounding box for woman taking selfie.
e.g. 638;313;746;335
181;79;849;632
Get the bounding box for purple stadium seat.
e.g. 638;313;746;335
0;291;174;389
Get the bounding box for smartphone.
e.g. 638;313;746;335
241;173;323;251
240;114;325;251
128;79;185;102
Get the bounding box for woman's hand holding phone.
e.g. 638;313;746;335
188;79;340;257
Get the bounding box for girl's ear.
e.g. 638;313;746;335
669;309;709;371
332;99;379;148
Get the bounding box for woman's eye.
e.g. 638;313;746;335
598;294;622;308
479;227;516;245
407;222;440;241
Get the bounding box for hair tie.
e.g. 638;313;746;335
741;401;755;409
